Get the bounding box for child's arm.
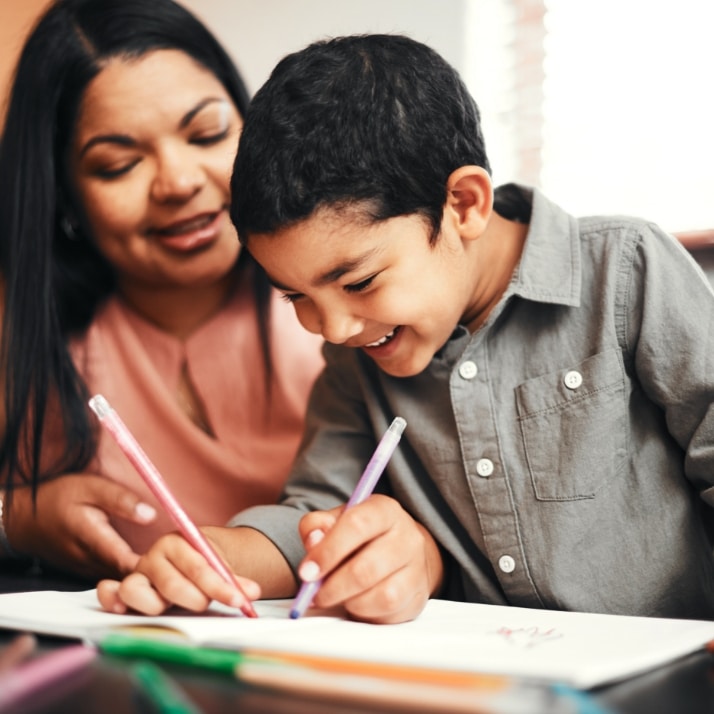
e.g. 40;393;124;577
96;501;443;625
96;525;296;615
296;494;444;624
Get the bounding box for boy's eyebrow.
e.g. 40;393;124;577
268;251;378;293
78;97;227;158
314;254;375;286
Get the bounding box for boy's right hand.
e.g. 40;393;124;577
6;474;156;579
296;494;444;624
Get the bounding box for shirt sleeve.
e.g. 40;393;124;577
228;343;383;573
624;222;714;505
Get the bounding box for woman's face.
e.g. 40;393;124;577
70;49;243;292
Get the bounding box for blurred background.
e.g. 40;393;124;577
2;0;712;235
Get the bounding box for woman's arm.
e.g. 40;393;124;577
3;474;156;578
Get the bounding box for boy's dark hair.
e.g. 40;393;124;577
0;0;269;493
231;33;491;245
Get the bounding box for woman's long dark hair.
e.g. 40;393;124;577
0;0;270;495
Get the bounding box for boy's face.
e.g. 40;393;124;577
248;206;478;377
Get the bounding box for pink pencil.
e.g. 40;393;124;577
88;394;257;618
0;644;96;710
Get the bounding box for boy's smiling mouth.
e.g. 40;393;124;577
364;326;401;348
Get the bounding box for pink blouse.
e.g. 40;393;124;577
69;284;324;554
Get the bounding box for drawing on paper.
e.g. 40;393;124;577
491;625;564;649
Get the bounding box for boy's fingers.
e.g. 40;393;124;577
311;521;407;605
135;534;258;614
298;509;339;540
234;576;261;602
298;495;397;583
96;579;129;614
324;534;402;596
341;569;429;625
315;527;424;614
298;495;433;622
117;572;172;616
136;536;226;612
304;528;326;549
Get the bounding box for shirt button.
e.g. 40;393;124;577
498;555;516;573
476;458;494;477
459;361;478;380
563;370;583;390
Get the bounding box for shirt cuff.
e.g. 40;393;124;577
226;504;307;576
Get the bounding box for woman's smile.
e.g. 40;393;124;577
149;209;226;253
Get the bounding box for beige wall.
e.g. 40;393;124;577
182;0;469;96
0;1;470;123
0;0;51;121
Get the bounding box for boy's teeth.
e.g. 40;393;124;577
366;329;396;348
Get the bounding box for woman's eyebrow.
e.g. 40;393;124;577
78;97;229;157
179;97;228;129
79;133;134;158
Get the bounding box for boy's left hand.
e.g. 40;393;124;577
96;527;261;616
297;494;444;624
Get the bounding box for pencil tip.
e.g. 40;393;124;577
243;603;259;618
289;610;300;620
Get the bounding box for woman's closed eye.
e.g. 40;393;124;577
94;158;141;180
190;128;230;146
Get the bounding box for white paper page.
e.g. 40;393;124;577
0;589;308;642
1;590;713;688
212;598;714;688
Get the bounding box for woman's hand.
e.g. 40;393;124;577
296;494;444;624
5;474;156;579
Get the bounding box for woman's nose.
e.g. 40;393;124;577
150;147;204;203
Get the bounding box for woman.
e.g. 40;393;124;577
0;0;323;579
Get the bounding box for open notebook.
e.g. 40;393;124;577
0;589;712;690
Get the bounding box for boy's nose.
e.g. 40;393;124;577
320;309;365;345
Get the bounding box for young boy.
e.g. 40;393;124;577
98;34;714;624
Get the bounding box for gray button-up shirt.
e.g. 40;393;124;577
231;185;714;619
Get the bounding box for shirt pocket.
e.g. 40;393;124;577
515;349;627;500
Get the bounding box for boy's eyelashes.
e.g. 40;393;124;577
280;291;302;304
280;273;378;302
279;274;378;303
344;275;377;293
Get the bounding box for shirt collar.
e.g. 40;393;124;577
498;183;582;308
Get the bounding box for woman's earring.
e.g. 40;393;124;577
60;216;79;241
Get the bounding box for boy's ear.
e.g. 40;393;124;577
445;166;493;239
